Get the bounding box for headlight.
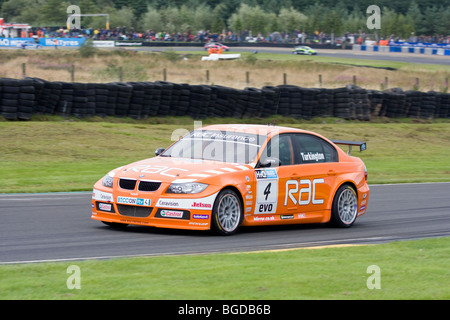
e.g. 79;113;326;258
102;173;114;188
166;182;208;194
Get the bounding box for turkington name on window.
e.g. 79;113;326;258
300;152;325;162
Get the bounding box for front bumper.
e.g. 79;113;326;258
91;184;218;231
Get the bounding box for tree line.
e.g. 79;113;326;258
1;0;449;38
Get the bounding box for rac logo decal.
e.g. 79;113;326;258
284;178;324;206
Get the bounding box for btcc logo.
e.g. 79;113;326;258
284;178;324;206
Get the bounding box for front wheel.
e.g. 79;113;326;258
330;184;358;227
211;189;243;235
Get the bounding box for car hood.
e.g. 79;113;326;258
109;156;253;183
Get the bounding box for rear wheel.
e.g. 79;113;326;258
211;189;243;235
330;184;358;227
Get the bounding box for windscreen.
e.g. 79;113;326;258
162;130;265;164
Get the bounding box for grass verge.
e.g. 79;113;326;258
0;237;448;299
1;118;449;193
1;48;449;91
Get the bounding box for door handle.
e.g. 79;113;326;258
328;170;336;176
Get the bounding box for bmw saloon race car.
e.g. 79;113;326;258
92;124;369;235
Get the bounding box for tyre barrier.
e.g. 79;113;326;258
0;78;449;121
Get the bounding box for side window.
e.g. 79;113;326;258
293;134;338;164
260;134;294;166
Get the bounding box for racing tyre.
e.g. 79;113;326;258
212;189;243;235
330;184;358;227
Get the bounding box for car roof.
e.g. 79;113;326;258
199;124;314;136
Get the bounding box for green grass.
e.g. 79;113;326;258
187;49;450;72
0;118;449;193
0;237;448;299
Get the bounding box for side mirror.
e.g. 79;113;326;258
155;148;165;156
258;157;281;168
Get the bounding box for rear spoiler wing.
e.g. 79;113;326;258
331;140;366;155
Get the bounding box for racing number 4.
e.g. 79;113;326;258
264;183;271;201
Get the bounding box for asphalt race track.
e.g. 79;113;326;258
135;46;450;66
1;182;449;264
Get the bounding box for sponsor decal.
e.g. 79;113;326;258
117;196;151;206
158;200;179;207
254;169;278;215
192;214;209;219
253;215;275;222
300;152;325;162
255;168;277;179
298;213;306;219
99;203;112;211
280;214;294;220
189;222;208;226
192;202;211;209
160;209;184;218
126;165;188;178
156;192;218;211
155;208;190;220
92;189;113;202
284;178;325;206
360;205;366;212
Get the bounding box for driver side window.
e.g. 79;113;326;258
261;134;294;166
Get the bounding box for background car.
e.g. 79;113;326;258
292;46;317;55
17;40;41;49
92;124;369;235
204;42;230;51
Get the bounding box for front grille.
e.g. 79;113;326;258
138;181;161;192
117;205;153;217
119;178;137;190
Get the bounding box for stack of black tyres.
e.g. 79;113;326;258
113;82;132;117
104;83;118;117
0;78;20;120
127;82;145;119
71;83;88;118
420;91;436;119
146;82;161;117
94;83;109;118
315;88;332;118
276;85;297;117
367;90;384;117
56;82;74;117
385;88;407;118
43;81;62;115
405;90;421;118
437;91;450;118
18;79;36;120
176;83;191;117
347;85;371;121
300;88;319;119
261;86;280;118
243;87;263;118
188;85;211;119
333;87;352;119
86;83;96;118
156;81;173;116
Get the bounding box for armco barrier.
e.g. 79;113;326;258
353;44;450;56
0;78;449;121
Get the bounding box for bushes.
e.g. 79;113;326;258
1;78;449;121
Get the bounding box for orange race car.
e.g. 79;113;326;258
92;124;369;235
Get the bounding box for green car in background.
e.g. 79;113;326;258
292;46;317;55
